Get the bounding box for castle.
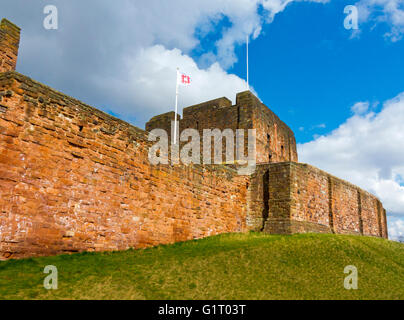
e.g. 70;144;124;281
0;19;387;260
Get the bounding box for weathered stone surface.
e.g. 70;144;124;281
0;71;248;259
246;162;387;238
0;19;20;73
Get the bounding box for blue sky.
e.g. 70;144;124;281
2;0;404;240
225;1;404;143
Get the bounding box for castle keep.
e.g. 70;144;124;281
0;19;387;259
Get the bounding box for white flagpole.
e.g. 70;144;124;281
174;67;179;144
246;35;249;91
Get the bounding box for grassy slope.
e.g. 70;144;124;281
0;233;403;300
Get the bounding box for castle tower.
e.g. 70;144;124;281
146;91;298;164
0;19;21;73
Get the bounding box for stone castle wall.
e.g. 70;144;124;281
0;71;248;259
0;19;20;73
247;162;387;237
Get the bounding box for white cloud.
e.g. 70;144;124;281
298;92;404;218
1;0;329;126
356;0;404;41
312;123;326;129
95;45;249;124
388;218;404;241
351;101;370;114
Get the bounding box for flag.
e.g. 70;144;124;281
173;68;191;143
177;71;191;86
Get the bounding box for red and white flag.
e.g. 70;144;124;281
177;71;191;86
173;68;191;143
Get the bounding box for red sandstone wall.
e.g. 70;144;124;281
263;163;292;233
247;95;298;164
290;163;385;237
381;208;388;238
249;162;387;238
0;72;248;259
0;19;20;73
248;163;293;234
246;164;271;231
146;97;238;141
330;177;361;235
146;97;241;164
361;191;380;237
290;163;330;232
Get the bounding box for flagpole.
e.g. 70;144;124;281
174;67;179;144
246;35;249;91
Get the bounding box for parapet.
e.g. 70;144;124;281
0;19;21;73
183;97;232;118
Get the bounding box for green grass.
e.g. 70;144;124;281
1;233;403;300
